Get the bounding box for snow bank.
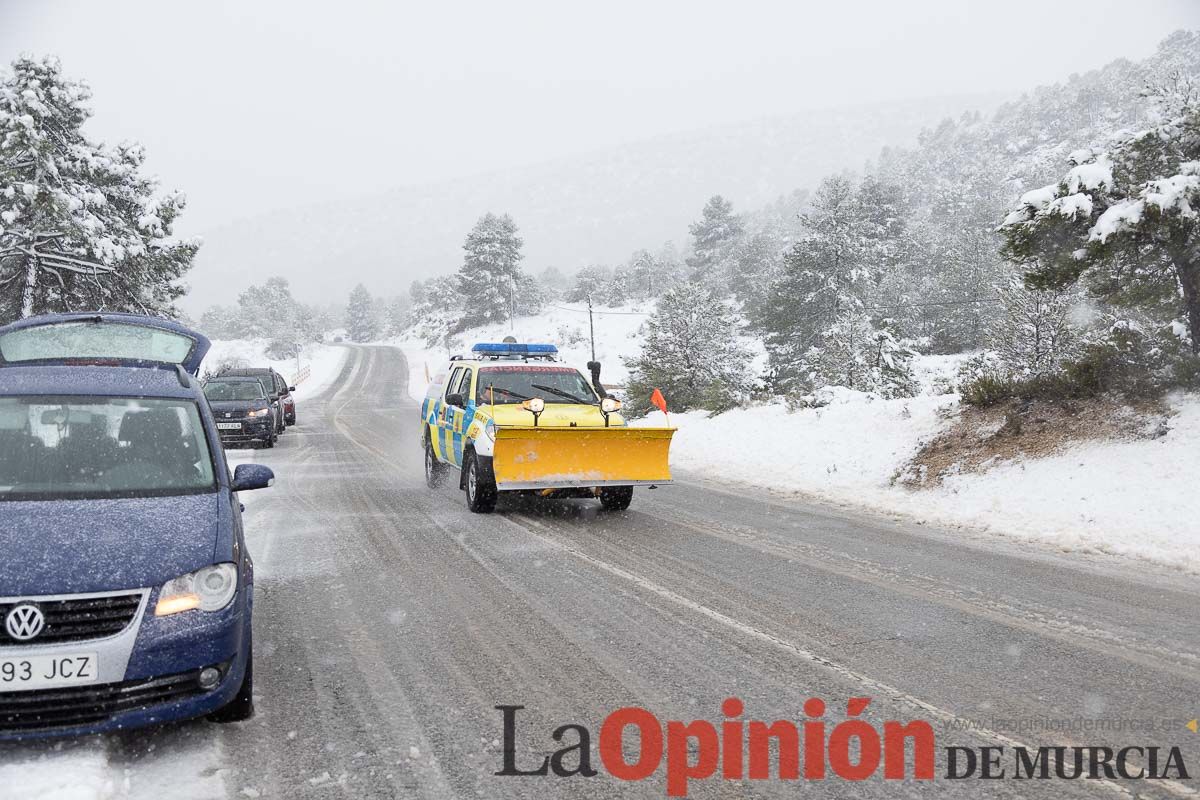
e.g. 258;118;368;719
637;389;953;500
201;339;347;398
0;734;227;800
911;395;1200;568
645;391;1200;571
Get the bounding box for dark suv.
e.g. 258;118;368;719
203;377;277;448
212;368;295;433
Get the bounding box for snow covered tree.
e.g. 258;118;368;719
624;282;754;413
760;175;907;391
990;276;1078;377
456;212;523;329
198;304;246;339
564;265;613;304
802;313;919;398
385;294;411;336
235;277;306;357
1000;78;1200;356
345;283;379;342
685;195;743;284
407;276;461;346
0;56;197;322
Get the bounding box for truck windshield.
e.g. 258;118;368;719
476;366;598;405
0;396;216;501
204;381;265;401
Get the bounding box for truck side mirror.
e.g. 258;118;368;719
446;392;465;408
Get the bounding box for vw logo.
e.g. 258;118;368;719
5;604;45;641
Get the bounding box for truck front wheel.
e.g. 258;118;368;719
599;486;634;511
465;452;497;513
425;436;448;489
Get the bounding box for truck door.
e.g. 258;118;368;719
445;367;474;466
437;366;464;465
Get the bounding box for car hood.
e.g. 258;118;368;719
482;403;626;428
0;494;222;596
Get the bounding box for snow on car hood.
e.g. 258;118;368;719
0;493;223;596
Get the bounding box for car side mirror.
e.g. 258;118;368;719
288;386;296;392
446;392;465;408
231;463;275;492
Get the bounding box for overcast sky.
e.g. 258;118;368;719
2;0;1197;235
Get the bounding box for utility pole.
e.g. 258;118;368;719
587;294;596;363
509;278;516;332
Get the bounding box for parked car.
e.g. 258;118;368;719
202;377;277;448
211;368;295;431
0;312;272;739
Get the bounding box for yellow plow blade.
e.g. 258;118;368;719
491;426;674;490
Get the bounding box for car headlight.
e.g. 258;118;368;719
155;563;238;616
601;397;622;413
247;408;270;417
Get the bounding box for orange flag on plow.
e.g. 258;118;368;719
650;388;668;416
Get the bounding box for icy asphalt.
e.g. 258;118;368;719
62;346;1200;798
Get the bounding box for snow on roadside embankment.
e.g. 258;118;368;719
395;306;1198;571
637;391;1200;571
201;339;348;399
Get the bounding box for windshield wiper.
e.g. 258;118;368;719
530;383;595;405
483;386;530;402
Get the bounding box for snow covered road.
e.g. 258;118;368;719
6;345;1198;798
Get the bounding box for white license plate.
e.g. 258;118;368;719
0;652;99;692
217;422;242;430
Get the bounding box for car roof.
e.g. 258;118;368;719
0;365;202;400
220;368;275;375
206;375;263;383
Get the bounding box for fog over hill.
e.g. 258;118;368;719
184;92;1007;312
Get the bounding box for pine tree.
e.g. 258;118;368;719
385;294;411;336
803;312;919;398
1001;79;1200;356
624;283;754;413
407;276;461;346
456;212;523;329
0;56;196;322
990;276;1078;377
685;195;743;284
759;175;907;391
345;283;379;342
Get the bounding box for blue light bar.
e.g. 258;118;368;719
471;342;558;356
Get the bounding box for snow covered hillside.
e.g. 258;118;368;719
397;307;1199;571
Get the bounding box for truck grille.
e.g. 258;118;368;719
0;670;206;733
0;593;143;645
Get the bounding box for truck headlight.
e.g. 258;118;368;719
601;397;622;413
155;563;238;616
484;419;496;440
522;398;545;413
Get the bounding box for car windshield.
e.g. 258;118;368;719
229;375;274;396
475;366;598;405
0;396;216;501
204;381;265;402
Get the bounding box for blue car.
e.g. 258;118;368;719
0;313;273;739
